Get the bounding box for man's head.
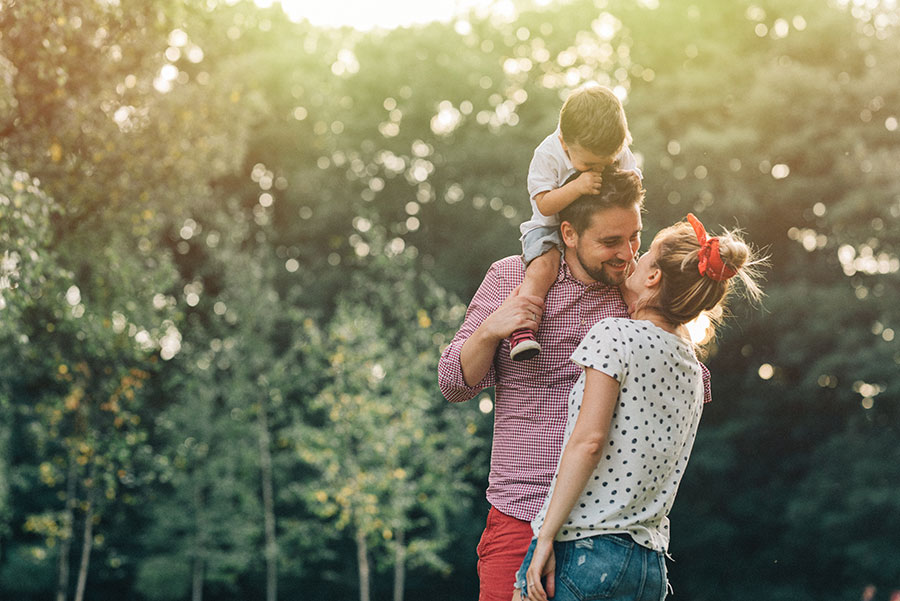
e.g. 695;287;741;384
559;84;631;170
559;166;645;286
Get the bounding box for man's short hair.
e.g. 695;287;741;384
559;164;645;235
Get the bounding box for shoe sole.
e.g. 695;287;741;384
510;340;541;361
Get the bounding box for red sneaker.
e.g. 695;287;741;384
509;328;541;361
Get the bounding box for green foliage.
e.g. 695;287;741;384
296;256;485;585
0;544;57;594
134;555;192;601
1;0;899;600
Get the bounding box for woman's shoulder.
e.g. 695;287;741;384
583;318;635;349
593;317;639;334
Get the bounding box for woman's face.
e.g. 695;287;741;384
622;237;660;308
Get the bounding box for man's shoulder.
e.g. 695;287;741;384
491;255;526;278
473;256;524;300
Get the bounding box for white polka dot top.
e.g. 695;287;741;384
530;318;705;552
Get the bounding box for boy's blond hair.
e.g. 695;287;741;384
559;84;631;156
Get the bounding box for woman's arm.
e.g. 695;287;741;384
536;367;619;539
524;368;620;601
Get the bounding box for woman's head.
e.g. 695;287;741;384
625;214;765;329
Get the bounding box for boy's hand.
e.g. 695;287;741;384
574;171;603;195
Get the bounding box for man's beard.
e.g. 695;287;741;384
576;246;628;286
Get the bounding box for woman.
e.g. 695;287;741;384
513;214;765;601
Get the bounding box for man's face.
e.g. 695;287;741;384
563;205;642;286
560;137;619;172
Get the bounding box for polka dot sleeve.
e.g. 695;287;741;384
570;318;628;383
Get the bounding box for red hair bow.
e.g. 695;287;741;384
686;213;737;281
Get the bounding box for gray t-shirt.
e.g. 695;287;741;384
530;318;704;552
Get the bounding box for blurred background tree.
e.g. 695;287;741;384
1;0;898;599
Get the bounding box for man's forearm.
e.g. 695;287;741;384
459;325;502;387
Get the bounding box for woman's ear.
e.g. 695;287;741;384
645;267;662;289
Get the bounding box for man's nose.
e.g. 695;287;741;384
618;240;636;260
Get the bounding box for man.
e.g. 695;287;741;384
439;167;651;601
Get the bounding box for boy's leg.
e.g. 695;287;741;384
519;246;561;299
510;248;560;360
510;230;562;360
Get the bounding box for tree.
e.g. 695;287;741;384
296;255;484;601
0;1;254;598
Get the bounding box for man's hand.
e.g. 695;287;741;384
459;285;545;386
480;285;545;343
574;170;603;195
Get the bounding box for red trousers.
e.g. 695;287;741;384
476;506;534;601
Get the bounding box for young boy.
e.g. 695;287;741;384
510;84;642;360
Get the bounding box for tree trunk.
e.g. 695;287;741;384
0;399;10;560
257;397;278;601
73;476;95;601
393;528;406;601
356;527;371;601
192;555;204;601
55;458;78;601
192;480;206;601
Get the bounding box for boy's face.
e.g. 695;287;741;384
560;136;619;172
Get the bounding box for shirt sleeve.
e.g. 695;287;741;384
437;262;502;403
699;361;712;404
616;145;643;180
569;319;628;383
527;145;564;200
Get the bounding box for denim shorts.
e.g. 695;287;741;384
521;226;563;265
515;534;668;601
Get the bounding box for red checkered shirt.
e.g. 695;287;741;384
438;255;711;522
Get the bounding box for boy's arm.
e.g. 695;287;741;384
534;171;603;216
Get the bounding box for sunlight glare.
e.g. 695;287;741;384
685;313;712;345
272;0;516;30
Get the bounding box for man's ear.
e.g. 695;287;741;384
560;221;577;248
